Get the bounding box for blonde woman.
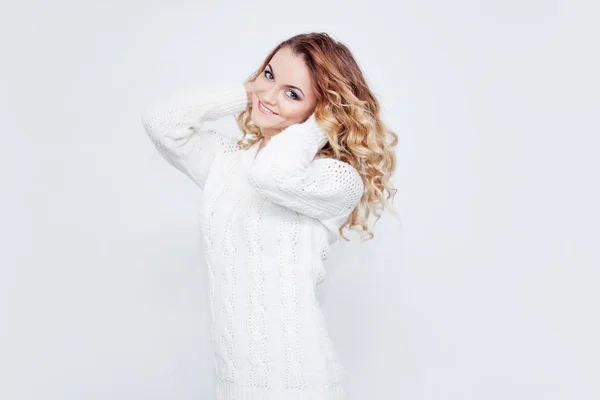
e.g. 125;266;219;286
142;32;397;400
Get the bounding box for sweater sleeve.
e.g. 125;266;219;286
141;83;248;190
248;113;364;221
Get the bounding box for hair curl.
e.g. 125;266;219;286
234;32;398;241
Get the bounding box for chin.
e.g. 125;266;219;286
251;109;277;129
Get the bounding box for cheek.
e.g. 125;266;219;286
281;104;312;122
252;79;267;95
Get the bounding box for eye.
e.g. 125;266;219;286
263;69;300;101
286;90;299;100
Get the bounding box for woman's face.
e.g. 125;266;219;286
251;46;317;137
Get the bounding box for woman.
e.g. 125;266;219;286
142;32;397;400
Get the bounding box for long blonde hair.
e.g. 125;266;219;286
235;32;398;241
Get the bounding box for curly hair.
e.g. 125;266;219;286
234;32;398;242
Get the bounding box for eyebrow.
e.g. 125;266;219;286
267;63;305;97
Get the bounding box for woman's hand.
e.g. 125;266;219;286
244;81;253;105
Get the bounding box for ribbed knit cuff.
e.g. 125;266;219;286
269;112;329;152
203;83;249;119
302;113;329;148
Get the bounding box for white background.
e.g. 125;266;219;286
1;1;598;399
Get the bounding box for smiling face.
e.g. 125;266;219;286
251;46;317;137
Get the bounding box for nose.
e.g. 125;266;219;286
262;87;278;106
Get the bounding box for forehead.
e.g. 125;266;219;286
269;47;313;92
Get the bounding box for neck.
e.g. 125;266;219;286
260;127;282;139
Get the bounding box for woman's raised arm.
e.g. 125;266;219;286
141;83;248;189
249;113;364;222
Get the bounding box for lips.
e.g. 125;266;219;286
258;100;278;115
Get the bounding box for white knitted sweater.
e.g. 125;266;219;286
141;83;364;400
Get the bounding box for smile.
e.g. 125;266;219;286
258;100;278;116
